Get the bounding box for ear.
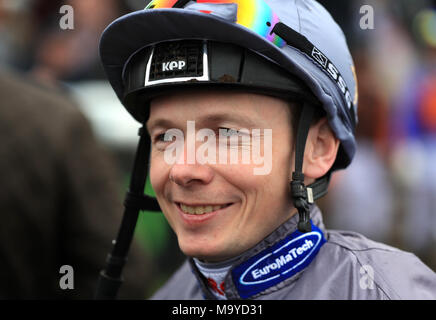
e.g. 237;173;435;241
303;117;340;180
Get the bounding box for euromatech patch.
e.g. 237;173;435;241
231;221;326;299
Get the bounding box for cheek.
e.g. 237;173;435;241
213;163;261;192
149;153;169;195
214;133;292;193
258;136;292;203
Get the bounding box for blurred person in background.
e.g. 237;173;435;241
0;0;34;68
324;50;395;244
1;0;183;297
319;0;436;271
389;6;436;267
319;0;397;245
0;0;128;82
30;0;124;85
0;69;152;299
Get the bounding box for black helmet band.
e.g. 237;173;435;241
122;40;320;122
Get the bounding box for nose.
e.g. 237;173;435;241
167;124;215;187
169;162;214;187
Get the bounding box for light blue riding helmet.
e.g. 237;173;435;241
100;0;358;167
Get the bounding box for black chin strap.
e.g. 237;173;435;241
94;123;160;299
291;102;330;233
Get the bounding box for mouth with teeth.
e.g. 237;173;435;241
178;203;232;215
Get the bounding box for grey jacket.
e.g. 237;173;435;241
151;205;436;300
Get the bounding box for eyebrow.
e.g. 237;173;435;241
146;111;259;133
201;113;258;129
146;118;176;133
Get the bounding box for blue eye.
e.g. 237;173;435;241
154;133;167;142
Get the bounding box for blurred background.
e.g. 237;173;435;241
0;0;434;299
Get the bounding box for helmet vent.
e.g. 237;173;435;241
149;40;205;81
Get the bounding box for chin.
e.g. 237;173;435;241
178;239;228;261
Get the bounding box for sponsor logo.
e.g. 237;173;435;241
232;223;326;298
162;60;186;72
239;232;322;285
310;46;353;110
311;47;328;67
251;239;314;280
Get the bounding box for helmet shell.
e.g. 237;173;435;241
100;0;358;169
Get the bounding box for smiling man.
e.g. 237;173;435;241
98;0;436;299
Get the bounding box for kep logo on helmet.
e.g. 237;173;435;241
162;60;186;72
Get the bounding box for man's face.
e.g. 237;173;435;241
147;90;296;262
